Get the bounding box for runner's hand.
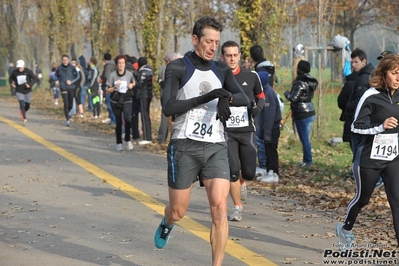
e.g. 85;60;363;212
216;97;231;127
383;117;398;129
251;106;261;117
197;88;230;105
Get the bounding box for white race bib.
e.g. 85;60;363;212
185;108;220;142
17;75;27;85
370;133;398;161
226;107;249;128
116;80;128;93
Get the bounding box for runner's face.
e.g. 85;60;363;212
386;67;399;90
62;57;69;66
193;27;220;61
351;56;366;72
117;58;125;72
220;46;241;71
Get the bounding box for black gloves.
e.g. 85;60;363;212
197;88;231;105
284;91;290;100
195;88;232;126
216;97;231;126
251;106;261;118
250;100;260;118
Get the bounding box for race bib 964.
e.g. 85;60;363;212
226;107;249;128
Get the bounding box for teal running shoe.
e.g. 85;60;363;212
335;223;356;251
154;217;174;249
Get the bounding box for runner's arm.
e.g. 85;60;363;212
27;69;39;88
221;66;249;106
70;67;80;85
352;97;384;135
252;71;265;109
162;61;203;117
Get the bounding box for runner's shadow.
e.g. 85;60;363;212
63;184;132;200
0;224;141;266
229;225;321;252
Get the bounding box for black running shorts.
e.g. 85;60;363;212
167;138;230;189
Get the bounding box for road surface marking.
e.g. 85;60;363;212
0;115;277;266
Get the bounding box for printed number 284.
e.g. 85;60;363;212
192;122;213;137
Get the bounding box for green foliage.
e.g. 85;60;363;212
234;0;287;67
235;0;262;57
142;0;159;70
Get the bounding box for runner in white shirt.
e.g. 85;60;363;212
153;17;248;266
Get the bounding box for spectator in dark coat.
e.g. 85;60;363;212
344;48;374;154
137;57;153;145
338;71;359;146
8;63;17;96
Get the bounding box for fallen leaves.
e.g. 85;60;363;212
248;163;397;248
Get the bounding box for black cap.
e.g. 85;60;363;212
103;53;111;61
377;50;393;60
297;60;311;74
138;57;147;68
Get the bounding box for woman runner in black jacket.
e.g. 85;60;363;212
336;54;399;251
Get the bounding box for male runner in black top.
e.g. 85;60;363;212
220;40;265;221
10;60;38;125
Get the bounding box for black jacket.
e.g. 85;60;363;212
352;88;399;168
55;63;80;90
10;68;38;94
284;73;318;120
138;64;153;99
344;63;375;122
338;72;358;142
254;60;275;87
260;84;282;142
101;61;116;90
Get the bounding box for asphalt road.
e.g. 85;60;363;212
0;98;337;265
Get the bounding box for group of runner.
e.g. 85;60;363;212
8;15;399;265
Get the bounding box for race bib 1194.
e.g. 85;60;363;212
370;133;398;161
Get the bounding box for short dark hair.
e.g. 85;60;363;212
129;56;137;64
249;45;265;63
221;41;240;55
192;16;223;40
114;54;127;65
90;57;97;65
62;54;69;59
138;57;147;68
351;48;367;62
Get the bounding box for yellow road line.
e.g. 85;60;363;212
0;115;277;266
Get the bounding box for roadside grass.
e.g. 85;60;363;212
275;67;353;183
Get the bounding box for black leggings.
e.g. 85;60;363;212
93;102;101;117
140;98;152;141
344;162;399;244
61;89;74;120
18;101;30;119
131;97;141;140
264;127;280;175
226;131;257;181
112;101;132;144
74;87;82;105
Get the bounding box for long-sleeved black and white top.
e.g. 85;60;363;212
352;87;399;168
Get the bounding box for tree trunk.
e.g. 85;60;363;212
70;43;77;60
